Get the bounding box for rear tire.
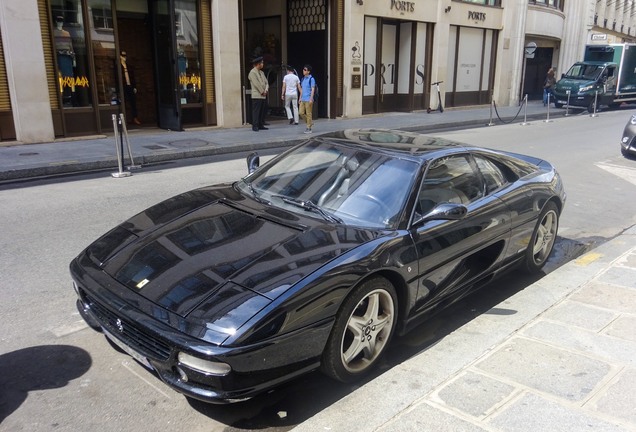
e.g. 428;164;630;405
321;277;397;383
523;202;559;273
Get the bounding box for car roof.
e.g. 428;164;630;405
314;129;468;161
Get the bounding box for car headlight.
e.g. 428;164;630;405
177;352;232;376
579;85;594;93
630;115;636;125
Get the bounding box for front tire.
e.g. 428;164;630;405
523;202;559;273
321;277;398;383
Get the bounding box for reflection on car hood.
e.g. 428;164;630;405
85;186;377;336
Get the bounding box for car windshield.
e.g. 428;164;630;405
564;64;603;81
238;140;420;228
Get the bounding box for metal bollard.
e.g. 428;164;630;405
565;90;570;116
590;91;599;117
487;98;495;126
520;95;530;126
111;114;131;178
544;93;553;123
119;114;141;171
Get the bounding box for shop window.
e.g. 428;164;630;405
527;0;564;11
50;0;93;108
176;0;201;104
457;0;501;6
89;0;116;105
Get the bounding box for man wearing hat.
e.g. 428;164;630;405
248;56;268;131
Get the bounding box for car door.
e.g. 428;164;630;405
409;154;512;315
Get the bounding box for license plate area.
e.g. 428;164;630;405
104;329;154;370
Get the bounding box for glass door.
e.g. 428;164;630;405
379;23;397;112
151;0;181;130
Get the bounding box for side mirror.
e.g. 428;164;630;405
413;203;468;226
247;152;260;174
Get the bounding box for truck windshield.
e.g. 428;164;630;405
564;64;603;81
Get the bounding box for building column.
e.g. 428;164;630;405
0;0;55;143
211;0;243;128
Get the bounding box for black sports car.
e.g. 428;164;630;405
70;129;566;403
621;113;636;158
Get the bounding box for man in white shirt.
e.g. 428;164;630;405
281;65;301;125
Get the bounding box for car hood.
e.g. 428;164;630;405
84;186;378;338
555;77;595;91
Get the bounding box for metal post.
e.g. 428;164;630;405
119;114;141;170
590;91;599;117
242;86;247;125
111;114;131;178
520;94;530;126
565;90;570;116
487;96;495;126
544;92;553;123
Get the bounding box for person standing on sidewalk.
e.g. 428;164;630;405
299;64;316;134
543;67;556;106
281;65;301;125
248;56;269;131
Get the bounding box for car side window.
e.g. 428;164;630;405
417;155;484;215
474;155;508;194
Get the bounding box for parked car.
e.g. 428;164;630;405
70;129;566;403
621;113;636;157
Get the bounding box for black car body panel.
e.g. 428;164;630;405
71;128;566;403
621;113;636;157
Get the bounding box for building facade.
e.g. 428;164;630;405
0;0;631;144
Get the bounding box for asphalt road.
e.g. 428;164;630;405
1;109;635;431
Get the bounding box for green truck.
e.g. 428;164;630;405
553;44;636;113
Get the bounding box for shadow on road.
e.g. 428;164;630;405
0;345;92;424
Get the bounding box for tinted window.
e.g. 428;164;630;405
417;155;484;214
474;155;507;194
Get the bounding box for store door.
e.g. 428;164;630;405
379;23;398;112
151;0;181;130
364;19;419;114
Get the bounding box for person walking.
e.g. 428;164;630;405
543;67;556;106
299;64;316;134
248;56;269;131
281;65;301;125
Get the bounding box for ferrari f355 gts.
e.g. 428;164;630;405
70;129;566;403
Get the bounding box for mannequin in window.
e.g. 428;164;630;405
54;16;75;106
120;51;141;125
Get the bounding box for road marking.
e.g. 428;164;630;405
596;162;636;187
575;252;603;266
51;319;89;337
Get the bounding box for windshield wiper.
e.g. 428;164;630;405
277;196;343;224
244;181;271;205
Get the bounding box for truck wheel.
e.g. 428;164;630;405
554;102;563;108
587;100;597;113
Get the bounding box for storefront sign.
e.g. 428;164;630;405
59;75;90;90
352;74;362;89
468;11;486;22
390;0;415;13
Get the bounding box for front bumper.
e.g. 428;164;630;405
553;91;593;108
72;259;332;403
